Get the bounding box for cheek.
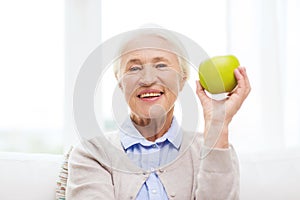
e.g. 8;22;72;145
120;75;140;102
159;71;183;95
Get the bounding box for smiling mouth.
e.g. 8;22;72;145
137;92;164;99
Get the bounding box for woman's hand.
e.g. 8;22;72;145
196;66;251;148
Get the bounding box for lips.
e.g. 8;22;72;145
137;89;164;100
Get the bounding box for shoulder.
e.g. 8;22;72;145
181;130;204;150
69;131;121;164
70;131;141;171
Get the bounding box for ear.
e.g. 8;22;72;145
117;80;123;91
179;74;187;91
118;81;123;91
115;73;123;91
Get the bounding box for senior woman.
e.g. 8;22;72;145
66;29;251;200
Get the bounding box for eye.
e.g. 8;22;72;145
155;63;167;68
129;65;142;71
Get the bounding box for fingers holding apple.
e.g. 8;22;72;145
197;55;251;122
225;66;251;115
233;66;251;98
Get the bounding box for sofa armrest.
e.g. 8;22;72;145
0;152;62;200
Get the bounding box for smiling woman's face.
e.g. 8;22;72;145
118;47;186;119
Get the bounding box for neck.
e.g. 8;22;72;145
130;108;174;142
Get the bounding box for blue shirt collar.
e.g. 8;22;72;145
120;116;182;150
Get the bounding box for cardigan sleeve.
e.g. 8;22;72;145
195;145;240;200
66;144;115;200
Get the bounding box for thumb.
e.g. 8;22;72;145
196;80;209;104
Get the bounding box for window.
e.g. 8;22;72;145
228;0;300;153
0;0;64;153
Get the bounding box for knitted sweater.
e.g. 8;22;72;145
66;131;239;200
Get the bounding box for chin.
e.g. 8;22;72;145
143;107;171;119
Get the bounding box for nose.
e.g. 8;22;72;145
139;65;158;86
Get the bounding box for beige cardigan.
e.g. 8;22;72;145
66;131;239;200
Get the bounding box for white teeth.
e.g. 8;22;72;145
140;92;162;98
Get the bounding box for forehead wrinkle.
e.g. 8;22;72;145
123;51;153;65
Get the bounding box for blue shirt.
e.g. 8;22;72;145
119;117;182;200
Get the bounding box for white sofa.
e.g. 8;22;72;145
0;152;62;200
239;149;300;200
1;150;300;200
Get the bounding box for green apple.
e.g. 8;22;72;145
199;55;240;94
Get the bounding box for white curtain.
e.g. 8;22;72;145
227;0;300;153
227;1;300;198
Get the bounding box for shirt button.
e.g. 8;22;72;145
151;189;157;194
150;167;155;172
152;144;157;148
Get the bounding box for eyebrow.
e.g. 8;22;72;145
127;59;141;63
126;57;168;63
125;57;170;68
152;57;170;63
125;59;142;67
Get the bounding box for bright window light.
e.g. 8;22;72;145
0;0;64;153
